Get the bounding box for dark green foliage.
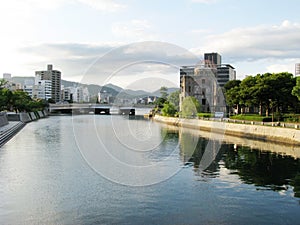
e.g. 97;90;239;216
225;72;299;115
292;77;300;101
161;102;177;117
0;89;47;112
197;113;213;118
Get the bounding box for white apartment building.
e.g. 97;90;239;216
62;86;90;103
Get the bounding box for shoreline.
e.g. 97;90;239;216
153;115;300;145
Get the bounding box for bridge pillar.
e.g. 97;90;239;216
95;108;110;115
119;108;135;115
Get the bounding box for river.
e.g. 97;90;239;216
0;113;299;225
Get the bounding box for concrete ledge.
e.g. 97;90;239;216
0;112;9;127
38;111;44;118
154;115;300;145
20;113;32;123
29;112;37;121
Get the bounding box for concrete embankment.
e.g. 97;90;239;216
154;115;300;145
0;110;49;147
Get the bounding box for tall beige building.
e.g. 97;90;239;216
35;64;61;103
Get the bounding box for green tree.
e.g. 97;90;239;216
292;77;300;101
160;86;168;99
181;96;201;118
224;80;241;91
11;90;32;112
0;79;8;90
238;76;257;113
167;90;180;111
161;101;177;117
224;80;242;114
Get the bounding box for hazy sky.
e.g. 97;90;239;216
1;0;300;89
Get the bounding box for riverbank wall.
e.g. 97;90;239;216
7;110;48;123
0;112;9;127
0;110;49;147
154;115;300;145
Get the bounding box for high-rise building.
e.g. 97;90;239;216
295;63;300;77
3;73;12;81
204;53;222;66
217;64;236;87
35;64;61;102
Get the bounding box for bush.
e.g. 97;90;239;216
161;102;177;117
197;113;213;118
283;114;300;123
230;114;272;122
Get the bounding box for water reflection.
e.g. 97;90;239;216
176;126;300;198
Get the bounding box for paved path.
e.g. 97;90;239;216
0;122;26;147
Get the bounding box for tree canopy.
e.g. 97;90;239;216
0;88;48;113
224;72;299;115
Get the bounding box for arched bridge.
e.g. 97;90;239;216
49;104;135;115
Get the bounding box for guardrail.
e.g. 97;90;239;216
197;117;300;129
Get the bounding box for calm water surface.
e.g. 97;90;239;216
0;114;299;225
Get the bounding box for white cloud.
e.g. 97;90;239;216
191;20;300;62
266;58;299;74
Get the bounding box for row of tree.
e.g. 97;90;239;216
224;72;300;116
0;79;48;112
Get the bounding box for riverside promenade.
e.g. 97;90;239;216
154;115;300;145
0;111;48;147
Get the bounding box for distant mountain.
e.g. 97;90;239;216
11;76;34;85
152;87;180;97
9;76;179;98
104;83;123;92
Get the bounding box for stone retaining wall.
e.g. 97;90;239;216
154;115;300;145
0;112;9;127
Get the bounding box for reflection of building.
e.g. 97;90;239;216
295;63;300;77
35;64;61;102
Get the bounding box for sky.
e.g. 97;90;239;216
1;0;300;90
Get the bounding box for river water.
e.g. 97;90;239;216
0;114;300;225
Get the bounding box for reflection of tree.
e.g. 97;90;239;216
179;131;226;174
224;145;300;196
291;172;300;198
178;128;300;197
